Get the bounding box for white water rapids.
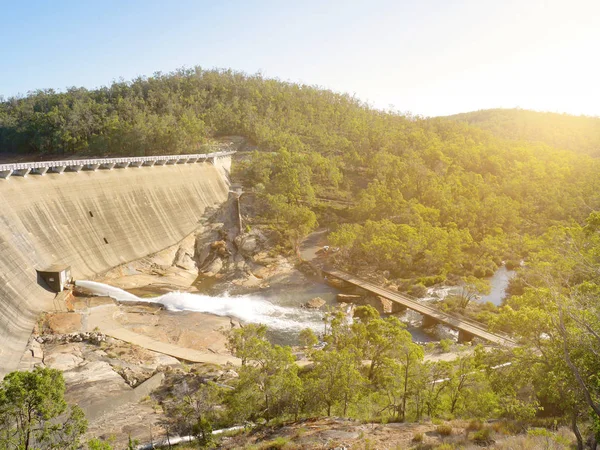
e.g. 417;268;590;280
75;280;327;335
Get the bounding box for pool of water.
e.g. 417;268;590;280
479;265;516;305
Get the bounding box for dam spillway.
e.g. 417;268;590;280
0;152;233;376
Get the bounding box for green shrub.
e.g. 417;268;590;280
409;283;428;298
262;436;293;449
473;427;493;444
412;432;424;442
439;339;453;353
435;444;455;450
416;275;446;287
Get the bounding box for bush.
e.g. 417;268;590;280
466;419;484;431
435;444;455;450
416;275;446;287
412;432;424;442
439;339;453;353
257;436;294;449
409;283;428;298
472;427;493;444
436;424;453;436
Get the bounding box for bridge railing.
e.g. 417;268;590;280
0;151;235;179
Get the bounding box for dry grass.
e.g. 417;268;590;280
492;427;573;450
436;424;453;436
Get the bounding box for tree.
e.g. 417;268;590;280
299;328;318;349
349;308;414;382
0;368;87;450
306;348;365;417
225;323;270;366
169;382;222;449
229;345;302;423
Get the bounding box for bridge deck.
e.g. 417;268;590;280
323;268;515;347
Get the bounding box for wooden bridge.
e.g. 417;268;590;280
322;268;516;346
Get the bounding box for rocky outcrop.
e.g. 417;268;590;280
36;331;107;345
172;247;197;271
234;229;268;257
336;294;393;314
304;297;326;309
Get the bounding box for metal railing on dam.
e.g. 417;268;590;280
0;150;235;179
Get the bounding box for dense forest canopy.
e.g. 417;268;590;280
446;108;600;157
2;68;600;284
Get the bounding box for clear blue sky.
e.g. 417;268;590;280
1;0;599;117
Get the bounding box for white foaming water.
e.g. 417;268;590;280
75;280;325;333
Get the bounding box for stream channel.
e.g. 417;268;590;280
79;266;514;346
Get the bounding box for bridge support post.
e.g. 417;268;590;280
458;329;475;344
101;162;116;170
0;170;13;179
422;315;439;328
32;167;48;176
391;303;407;314
85;163;100;171
13;168;31;177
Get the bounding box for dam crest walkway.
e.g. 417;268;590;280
0;150;234;179
322;268;516;347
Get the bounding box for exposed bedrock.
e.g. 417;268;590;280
0;161;230;376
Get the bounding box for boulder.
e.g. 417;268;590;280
211;240;230;256
304;297;326;309
173;247;197;271
235;234;258;256
202;257;224;276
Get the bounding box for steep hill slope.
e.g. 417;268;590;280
445;108;600;156
2;69;600;281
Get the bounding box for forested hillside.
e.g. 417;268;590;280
446;108;600;156
5;69;600;447
2;68;600;283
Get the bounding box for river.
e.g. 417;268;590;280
76;265;514;347
478;265;516;305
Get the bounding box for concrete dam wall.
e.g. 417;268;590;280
0;154;232;375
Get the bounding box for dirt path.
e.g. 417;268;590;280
299;229;328;261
